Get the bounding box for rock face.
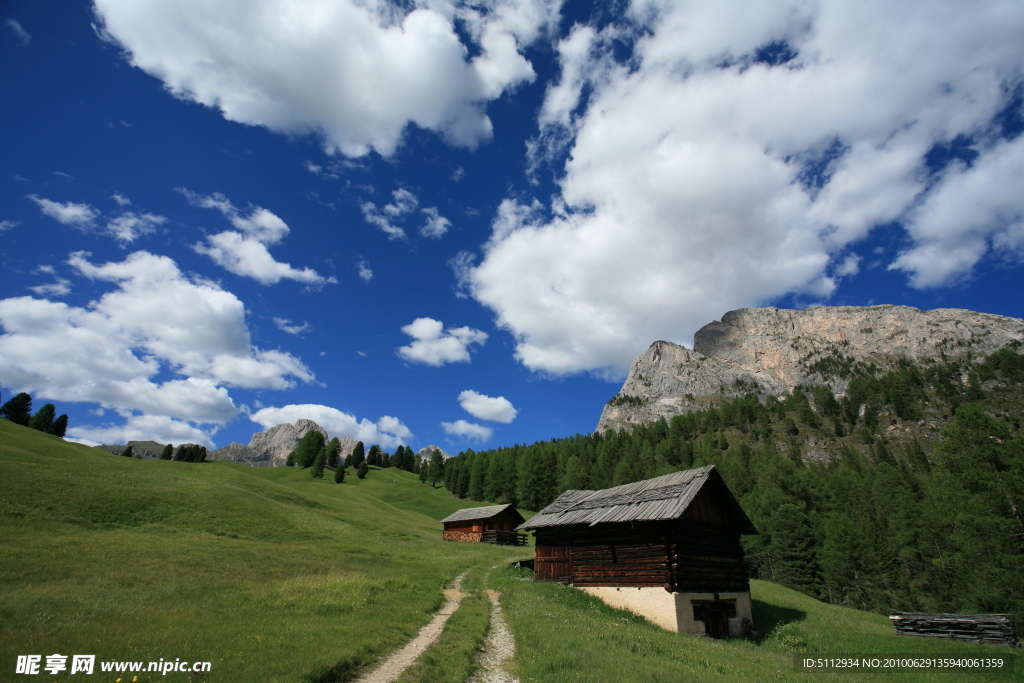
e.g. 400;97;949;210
596;305;1024;433
210;419;329;467
417;444;452;461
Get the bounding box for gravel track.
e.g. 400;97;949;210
467;590;519;683
353;571;469;683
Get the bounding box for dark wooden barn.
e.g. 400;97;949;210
440;504;527;545
515;465;757;637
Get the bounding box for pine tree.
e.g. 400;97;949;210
295;430;327;468
357;461;369;479
160;443;174;460
29;403;56;432
122;445;134;458
0;392;32;426
367;444;381;467
49;414;68;438
770;503;823;597
334;464;346;483
326;437;341;468
351;441;365;468
286;450;296;466
312;447;327;478
428;448;445;488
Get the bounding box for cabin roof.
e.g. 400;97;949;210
440;503;523;524
517;465;756;533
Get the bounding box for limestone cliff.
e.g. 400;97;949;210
210;418;329;467
596;305;1024;433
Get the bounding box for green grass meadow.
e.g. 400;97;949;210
0;421;526;682
3;419;1019;683
491;569;1020;682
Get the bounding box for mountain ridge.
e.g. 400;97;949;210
597;305;1024;433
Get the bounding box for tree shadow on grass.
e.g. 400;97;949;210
749;600;806;644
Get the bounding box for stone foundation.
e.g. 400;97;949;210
579;587;753;636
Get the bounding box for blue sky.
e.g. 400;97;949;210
2;0;1023;453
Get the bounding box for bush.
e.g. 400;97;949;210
334;465;345;484
357;461;368;479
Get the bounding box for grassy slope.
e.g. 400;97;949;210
492;569;1020;683
0;421;527;682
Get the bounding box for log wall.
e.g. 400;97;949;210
443;528;484;542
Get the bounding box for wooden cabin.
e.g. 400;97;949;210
440;504;527;545
515;465;757;637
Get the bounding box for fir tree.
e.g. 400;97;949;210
326;437;341;468
428;448;445;488
351;441;365;468
295;430;327;468
334;464;345;483
769;503;823;597
357;461;369;479
0;392;32;426
312;448;327;479
367;444;381;467
29;403;56;432
49;414;68;438
286;450;296;467
160;443;174;460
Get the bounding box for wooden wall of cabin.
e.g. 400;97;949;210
532;518;749;593
489;508;526;532
443;520;484;542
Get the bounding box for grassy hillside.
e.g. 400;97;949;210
492;569;1020;682
0;420;527;682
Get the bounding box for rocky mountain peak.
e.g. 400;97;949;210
597;305;1024;433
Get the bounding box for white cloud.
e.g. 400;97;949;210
111;192;131;206
397;317;487;366
29;194;165;244
5;18;31;45
464;0;1024;376
182;189;336;286
1;220;18;232
441;419;492;442
28;278;71;297
458;389;517;423
363;189;451;239
890;135;1024;287
357;260;373;283
834;254;861;277
69;414;217;449
92;0;561;157
0;251;314;432
105;211;166;243
29;195;99;226
420;207;451;238
273;318;311;335
249;404;412;449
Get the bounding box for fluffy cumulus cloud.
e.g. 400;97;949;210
68;414;217;449
183;189;336;286
249;404;412;449
458;389;517;423
463;0;1024;376
93;0;562;157
0;251;315;443
361;189;451;240
441;419;492;442
397;317;487;366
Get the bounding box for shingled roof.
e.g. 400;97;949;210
517;465;755;533
440;504;521;524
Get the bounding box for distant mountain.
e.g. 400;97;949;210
416;445;452;461
208;419;328;467
597;305;1024;433
97;440;167;459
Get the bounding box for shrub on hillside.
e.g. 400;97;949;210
312;448;327;479
334;465;345;483
357;461;368;479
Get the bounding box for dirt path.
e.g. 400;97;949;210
467;590;520;683
353;571;469;683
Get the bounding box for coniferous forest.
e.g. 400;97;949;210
441;347;1024;625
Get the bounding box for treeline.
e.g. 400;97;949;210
441;347;1024;623
0;390;69;437
282;431;446;484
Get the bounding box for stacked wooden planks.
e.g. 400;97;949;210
889;612;1020;647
